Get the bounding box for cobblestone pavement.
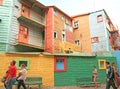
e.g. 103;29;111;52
0;85;120;89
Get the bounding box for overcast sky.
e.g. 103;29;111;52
38;0;120;31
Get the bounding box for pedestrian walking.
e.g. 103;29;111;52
17;63;27;89
111;62;120;88
106;61;117;89
5;60;17;89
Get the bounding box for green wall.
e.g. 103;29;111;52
0;0;13;52
54;56;117;86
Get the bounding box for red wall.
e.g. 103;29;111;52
66;30;74;43
45;7;54;52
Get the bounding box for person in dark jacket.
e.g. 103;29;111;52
106;61;117;89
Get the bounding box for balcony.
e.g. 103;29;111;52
14;34;44;51
14;41;44;50
17;2;46;28
17;15;45;28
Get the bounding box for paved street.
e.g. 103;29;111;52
0;84;120;89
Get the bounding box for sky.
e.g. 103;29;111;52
38;0;120;31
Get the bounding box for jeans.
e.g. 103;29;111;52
106;78;117;89
6;78;16;89
17;80;27;89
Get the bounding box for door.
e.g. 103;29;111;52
18;25;28;43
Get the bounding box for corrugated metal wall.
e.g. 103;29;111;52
7;0;20;52
54;56;117;86
89;10;111;53
30;10;45;25
6;0;45;52
113;51;120;74
0;0;13;52
29;27;44;47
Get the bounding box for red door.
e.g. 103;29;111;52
21;4;30;17
18;25;28;43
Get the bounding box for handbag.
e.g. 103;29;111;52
1;77;6;83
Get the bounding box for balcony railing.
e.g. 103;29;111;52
14;34;44;50
17;9;45;28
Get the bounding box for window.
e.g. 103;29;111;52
91;37;99;43
16;59;30;69
54;57;66;72
97;14;103;22
98;60;106;69
54;9;57;16
54;32;57;39
74;21;79;29
62;15;65;20
0;0;3;5
75;40;80;45
65;23;72;32
62;30;66;42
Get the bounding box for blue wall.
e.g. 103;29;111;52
89;10;112;53
113;51;120;75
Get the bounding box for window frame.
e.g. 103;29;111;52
75;40;80;45
74;21;79;29
91;37;99;43
97;14;103;23
98;60;106;70
53;9;57;16
62;15;65;20
16;59;30;70
62;30;66;42
54;31;57;39
54;57;66;72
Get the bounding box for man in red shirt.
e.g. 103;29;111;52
5;60;17;89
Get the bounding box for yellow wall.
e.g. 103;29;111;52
0;53;54;87
73;14;92;53
60;41;81;53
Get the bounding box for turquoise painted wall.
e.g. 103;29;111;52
54;56;117;86
113;51;120;75
0;0;13;52
89;10;112;53
6;0;45;52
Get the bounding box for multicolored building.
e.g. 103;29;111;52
72;10;119;54
45;6;81;53
0;0;46;52
0;52;118;87
0;0;119;88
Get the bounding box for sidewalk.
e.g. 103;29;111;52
0;84;105;89
0;85;120;89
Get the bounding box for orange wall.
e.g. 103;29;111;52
53;7;74;53
73;15;92;53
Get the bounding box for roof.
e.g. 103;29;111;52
47;6;72;20
72;9;116;30
21;0;46;8
72;13;89;18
